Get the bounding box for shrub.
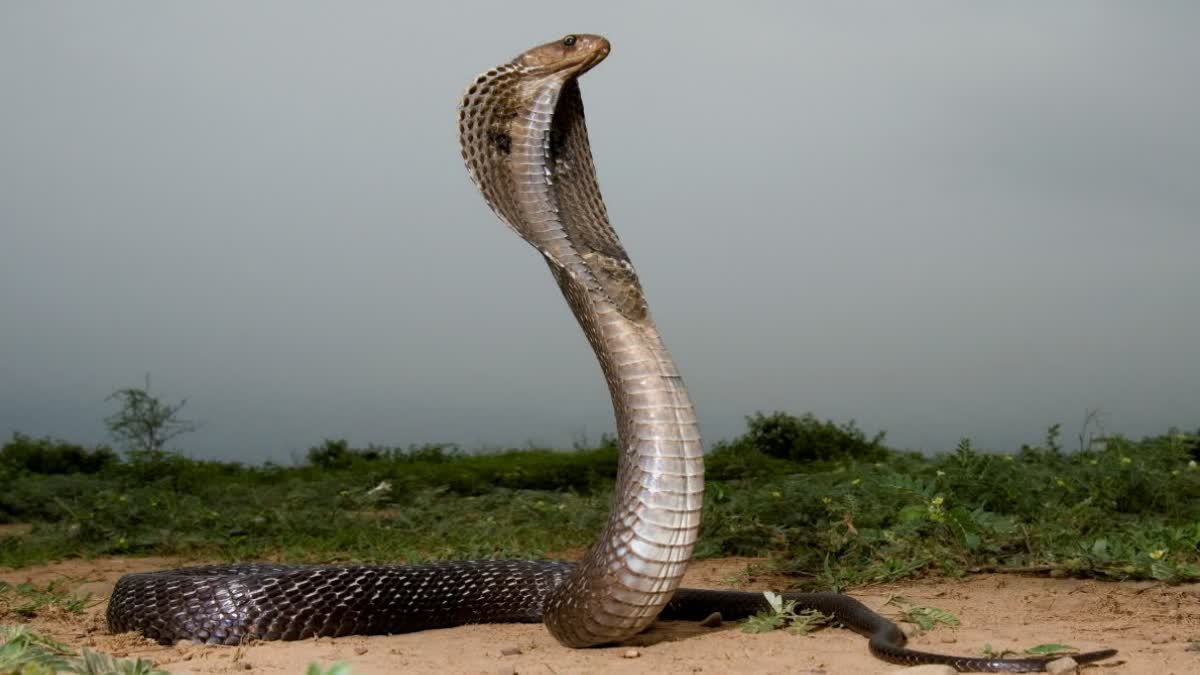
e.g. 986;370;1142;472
306;439;359;469
743;411;887;462
0;434;118;475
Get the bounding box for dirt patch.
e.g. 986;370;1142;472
2;557;1197;674
0;523;34;538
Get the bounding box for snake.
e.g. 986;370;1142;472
107;34;1118;673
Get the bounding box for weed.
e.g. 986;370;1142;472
0;625;167;675
0;579;96;620
306;663;352;675
741;592;831;635
885;596;959;631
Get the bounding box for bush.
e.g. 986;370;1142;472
705;438;796;481
744;411;887;462
0;434;118;475
306;439;364;469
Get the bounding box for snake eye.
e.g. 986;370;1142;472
562;35;577;47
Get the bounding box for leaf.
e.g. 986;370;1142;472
763;591;783;614
889;599;959;631
742;611;784;633
1024;643;1077;655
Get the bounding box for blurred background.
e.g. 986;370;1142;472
1;2;1196;462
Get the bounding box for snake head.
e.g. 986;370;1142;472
514;34;610;78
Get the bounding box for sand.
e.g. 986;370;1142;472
2;555;1197;674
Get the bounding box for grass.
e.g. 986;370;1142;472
2;417;1198;592
0;625;167;675
0;579;97;620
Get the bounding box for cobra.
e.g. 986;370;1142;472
108;34;1117;672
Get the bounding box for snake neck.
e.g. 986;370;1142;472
521;77;705;649
460;55;705;647
545;266;706;647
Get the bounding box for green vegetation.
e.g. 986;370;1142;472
2;413;1198;593
741;591;830;635
981;641;1086;660
304;664;351;675
0;625;166;675
884;596;959;631
0;579;96;619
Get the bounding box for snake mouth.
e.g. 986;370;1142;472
567;35;610;76
517;34;610;79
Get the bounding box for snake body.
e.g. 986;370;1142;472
107;35;1117;672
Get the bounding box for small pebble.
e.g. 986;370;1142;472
623;649;641;659
938;635;956;644
1044;656;1079;675
240;663;253;671
500;645;523;656
354;646;369;655
699;612;723;628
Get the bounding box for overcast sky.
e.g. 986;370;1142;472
1;3;1196;463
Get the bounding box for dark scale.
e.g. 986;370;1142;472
489;130;512;154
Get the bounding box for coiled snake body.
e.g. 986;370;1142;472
108;35;1116;672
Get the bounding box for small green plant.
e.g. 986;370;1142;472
981;642;1082;659
0;625;167;675
885;596;959;631
742;591;831;635
0;625;72;674
0;579;95;619
306;662;352;675
1024;643;1079;656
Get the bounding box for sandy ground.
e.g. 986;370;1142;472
2;555;1198;674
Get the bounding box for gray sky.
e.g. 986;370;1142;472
2;3;1197;462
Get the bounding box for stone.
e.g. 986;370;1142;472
1044;656;1079;675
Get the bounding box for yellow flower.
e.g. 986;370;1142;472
931;496;945;506
1120;457;1132;465
1149;549;1167;560
822;497;832;505
850;479;861;486
936;470;946;477
1055;479;1066;487
771;491;783;498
